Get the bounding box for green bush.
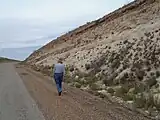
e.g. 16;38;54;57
156;71;160;78
134;83;147;93
89;83;100;91
107;87;115;94
85;64;91;70
114;86;128;97
144;93;154;109
85;75;98;84
134;94;146;108
123;93;135;101
74;82;81;88
99;93;106;98
146;76;157;87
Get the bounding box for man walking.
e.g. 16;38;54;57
53;58;65;96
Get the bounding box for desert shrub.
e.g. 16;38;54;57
156;71;160;78
73;70;87;79
123;93;135;101
155;30;159;33
145;76;157;88
121;83;130;93
146;67;151;72
94;91;101;96
144;93;154;109
65;74;73;83
75;78;88;86
114;86;128;97
150;72;155;77
85;64;91;70
123;40;128;44
134;83;147;93
136;70;145;80
144;32;151;37
91;68;101;74
150;34;154;39
153;93;160;110
74;82;81;88
99;93;106;99
69;66;74;72
107;87;115;95
103;74;117;86
111;59;121;69
133;92;154;109
84;74;98;85
89;83;100;91
134;93;146;108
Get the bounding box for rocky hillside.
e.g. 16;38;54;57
25;0;159;69
25;0;160;118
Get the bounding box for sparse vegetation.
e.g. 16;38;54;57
114;85;128;97
134;93;146;108
107;87;115;94
123;93;135;101
156;71;160;78
85;64;91;70
74;82;81;88
24;1;160;118
99;93;106;99
89;83;100;91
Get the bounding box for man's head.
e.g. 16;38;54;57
58;58;63;64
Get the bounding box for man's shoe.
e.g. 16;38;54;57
58;91;62;96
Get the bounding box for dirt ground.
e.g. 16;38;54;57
15;64;151;120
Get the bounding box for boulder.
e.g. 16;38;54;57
80;85;90;91
127;101;136;111
75;75;79;79
95;81;106;90
98;90;111;97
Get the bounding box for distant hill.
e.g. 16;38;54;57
0;46;41;60
0;57;20;63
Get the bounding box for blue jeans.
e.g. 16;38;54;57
54;73;63;93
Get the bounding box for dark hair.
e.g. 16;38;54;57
58;58;63;64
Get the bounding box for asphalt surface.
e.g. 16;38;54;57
0;63;45;120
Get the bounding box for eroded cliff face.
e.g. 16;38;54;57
25;0;159;69
25;0;160;117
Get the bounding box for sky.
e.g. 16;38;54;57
0;0;134;60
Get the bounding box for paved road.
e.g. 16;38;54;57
0;63;45;120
